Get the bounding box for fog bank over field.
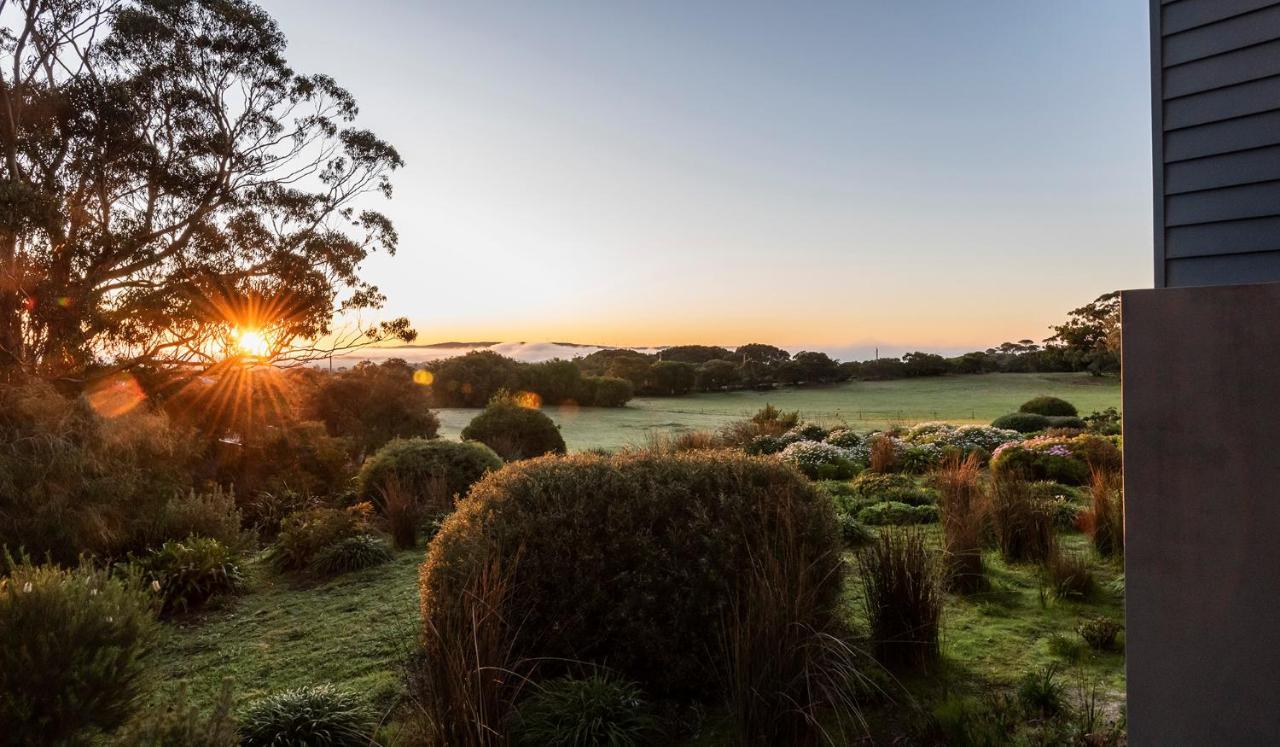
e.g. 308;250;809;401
330;341;977;366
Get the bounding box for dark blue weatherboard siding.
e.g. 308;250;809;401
1152;0;1280;287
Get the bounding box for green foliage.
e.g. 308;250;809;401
116;680;239;747
1084;406;1122;435
420;451;843;700
0;557;158;744
1017;664;1066;717
857;529;942;670
989;477;1056;564
429;350;522;407
1046;633;1087;663
1078;616;1123;651
644;360;698;395
1019;396;1079;417
851;472;934;505
511;674;659;747
311;534;394;576
238;684;375;747
268;505;373;573
461;399;567;460
220;420;355;500
304;359;440;454
857;501;939;526
836;512;875;546
0;379;195;562
585;375;635;407
1045;415;1087;430
990;412;1052;433
145;487;252;555
133;536;244;616
356;437;503;508
932;694;1019;747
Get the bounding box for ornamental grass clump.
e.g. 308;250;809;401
1083;469;1124;558
1045;547;1095;600
868;434;899;473
857;529;943;671
238;684;374;747
0;556;158;745
510;673;659;747
933;453;987;594
132;535;244;617
989;475;1055;564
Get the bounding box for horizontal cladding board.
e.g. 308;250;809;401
1165;144;1280;192
1166;251;1280;286
1164;0;1280;35
1164;39;1280;98
1163;4;1280;65
1164;75;1280;129
1166;180;1280;225
1165;108;1280;160
1166;215;1280;257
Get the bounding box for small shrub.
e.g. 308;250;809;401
237;489;319;540
744;433;786;455
311;534;394;576
0;556;158;744
117;680;238;747
1083;469;1124;558
789;423;830;442
357;437;503;510
991;412;1051;433
988;476;1055;564
1077;616;1123;651
1084;407;1122;435
1019;396;1078;417
778;440;858;480
751;404;800;432
934;453;987;594
868;434;899;473
836;512;875;547
239;684;374;747
511;674;659;747
1017;664;1065;717
851;472;932;504
824;428;862;448
641;429;723;453
857;529;942;670
1046;633;1087;663
1045;547;1095;600
268;504;373;572
133;536;244;616
857;501;939;526
461;397;567;460
147;487;250;553
1045;415;1086;430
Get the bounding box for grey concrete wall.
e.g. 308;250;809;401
1123;282;1280;745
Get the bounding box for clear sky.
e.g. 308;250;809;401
265;0;1151;355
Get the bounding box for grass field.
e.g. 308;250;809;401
436;373;1121;451
155;528;1125;741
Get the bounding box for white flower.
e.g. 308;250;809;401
152;580;162;593
22;582;32;593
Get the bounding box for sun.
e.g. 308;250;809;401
236;329;271;358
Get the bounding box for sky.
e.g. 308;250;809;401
265;0;1152;357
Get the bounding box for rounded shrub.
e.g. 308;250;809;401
461;401;567;461
1019;396;1078;417
0;558;158;744
133;536;244;616
511;673;659;747
851;472;934;505
778;440;858;479
356;437;503;508
991;412;1052;434
311;534;394;576
239;684;374;747
420;451;843;700
267;504;373;573
1045;415;1087;430
824;428;862;448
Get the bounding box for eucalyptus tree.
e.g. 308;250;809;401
0;0;412;379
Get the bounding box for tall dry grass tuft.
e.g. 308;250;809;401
409;551;527;747
720;489;868;745
641;429;723;454
1083;469;1124;558
1045;546;1095;600
380;476;419;550
932;453;987;593
989;475;1055;564
868;435;898;474
857;528;943;672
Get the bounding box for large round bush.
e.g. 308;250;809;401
419;451;843;699
0;559;158;744
1019;396;1078;417
991;412;1052;434
357;437;503;507
461;401;566;460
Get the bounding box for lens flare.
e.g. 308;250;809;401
514;390;542;409
85;373;146;418
413;369;434;386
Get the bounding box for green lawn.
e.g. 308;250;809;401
155;527;1126;741
435;373;1121;451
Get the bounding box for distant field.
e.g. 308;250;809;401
435;372;1121;451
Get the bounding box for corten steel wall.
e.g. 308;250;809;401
1123;283;1280;744
1151;0;1280;287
